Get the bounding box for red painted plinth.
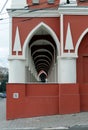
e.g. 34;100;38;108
6;83;80;120
80;84;88;111
59;84;80;114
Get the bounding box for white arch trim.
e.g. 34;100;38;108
23;22;60;58
38;70;48;77
75;28;88;56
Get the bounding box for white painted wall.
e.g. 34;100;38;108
9;60;26;83
57;57;76;83
55;58;58;83
10;0;27;8
60;0;77;6
48;62;56;83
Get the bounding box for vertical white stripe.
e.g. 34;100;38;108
9;18;12;56
60;14;64;56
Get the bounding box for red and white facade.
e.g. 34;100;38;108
6;0;88;119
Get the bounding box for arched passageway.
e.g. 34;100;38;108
25;24;58;83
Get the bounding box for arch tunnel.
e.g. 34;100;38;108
26;25;58;83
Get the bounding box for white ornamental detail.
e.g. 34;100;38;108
13;26;22;55
65;23;74;52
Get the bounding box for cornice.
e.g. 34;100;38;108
7;6;88;18
8;55;26;60
58;6;88;15
57;53;78;59
7;9;60;17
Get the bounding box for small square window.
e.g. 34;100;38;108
48;0;54;4
32;0;39;4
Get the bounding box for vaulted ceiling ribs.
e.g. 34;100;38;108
29;34;56;81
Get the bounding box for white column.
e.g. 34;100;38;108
56;59;58;83
10;0;27;8
54;63;56;83
57;56;76;83
9;60;26;83
52;67;54;82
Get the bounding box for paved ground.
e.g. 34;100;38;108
0;98;88;130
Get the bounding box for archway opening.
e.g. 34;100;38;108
26;25;58;83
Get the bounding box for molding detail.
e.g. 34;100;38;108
7;9;60;17
58;7;88;15
8;55;25;60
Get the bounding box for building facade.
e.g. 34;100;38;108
6;0;88;119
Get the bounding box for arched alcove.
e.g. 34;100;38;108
23;22;60;83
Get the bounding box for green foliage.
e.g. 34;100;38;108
0;72;8;92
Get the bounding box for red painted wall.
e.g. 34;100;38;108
59;84;80;114
64;15;88;51
6;83;80;120
12;17;60;55
77;0;88;6
27;0;59;9
77;32;88;83
80;84;88;111
12;15;88;55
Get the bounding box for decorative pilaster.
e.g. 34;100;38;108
57;56;76;83
9;60;26;83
